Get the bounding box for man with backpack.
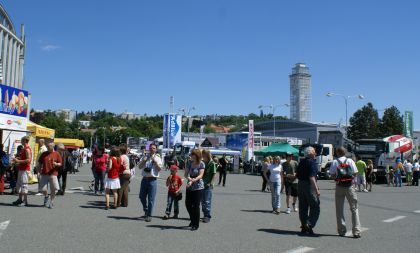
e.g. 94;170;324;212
329;147;361;238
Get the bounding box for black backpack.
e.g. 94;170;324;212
335;159;354;187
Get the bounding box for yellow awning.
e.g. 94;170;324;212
27;121;55;139
54;138;84;148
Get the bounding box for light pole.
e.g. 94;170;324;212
178;106;196;141
326;92;364;136
258;104;289;137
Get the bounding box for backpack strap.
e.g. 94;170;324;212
336;158;348;166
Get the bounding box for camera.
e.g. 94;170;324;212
144;160;153;173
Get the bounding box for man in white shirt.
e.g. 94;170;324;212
404;160;413;186
329;147;361;238
138;143;162;222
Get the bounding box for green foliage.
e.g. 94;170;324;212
380;106;403;136
347;103;381;140
348;103;404;141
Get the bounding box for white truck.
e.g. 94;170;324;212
299;143;334;179
355;135;414;180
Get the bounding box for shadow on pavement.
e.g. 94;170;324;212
0;202;44;208
107;216;141;221
258;228;338;237
241;209;273;214
79;200;105;209
0;202;15;207
146;225;191;230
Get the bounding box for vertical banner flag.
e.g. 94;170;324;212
404;111;413;138
248;120;254;160
163;113;182;148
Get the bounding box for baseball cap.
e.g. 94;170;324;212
170;165;179;171
286;152;293;156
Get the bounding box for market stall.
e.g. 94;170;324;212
0;84;31;156
27;121;55;167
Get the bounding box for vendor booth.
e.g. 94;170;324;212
54;138;84;149
0;84;31;156
254;143;299;157
27;121;55;167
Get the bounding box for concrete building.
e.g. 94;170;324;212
55;109;76;122
0;5;25;88
289;63;311;122
246;119;339;144
120;111;143;120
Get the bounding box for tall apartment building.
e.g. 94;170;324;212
0;5;25;88
289;63;312;122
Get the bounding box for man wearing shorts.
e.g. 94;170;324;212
38;143;62;209
282;153;299;214
12;136;32;207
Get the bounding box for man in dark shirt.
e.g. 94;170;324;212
218;154;228;187
296;146;320;235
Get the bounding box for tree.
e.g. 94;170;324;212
380;106;403;137
347;103;381;140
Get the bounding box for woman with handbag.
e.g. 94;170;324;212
163;165;183;219
185;149;205;231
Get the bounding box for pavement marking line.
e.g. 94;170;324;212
345;227;369;237
414;210;420;214
0;220;10;240
282;246;315;253
0;220;10;231
382;216;406;223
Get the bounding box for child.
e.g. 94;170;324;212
163;165;183;219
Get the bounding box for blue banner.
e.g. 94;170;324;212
0;83;29;118
163;113;182;148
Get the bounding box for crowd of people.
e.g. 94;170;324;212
1;136;418;236
260;147;363;238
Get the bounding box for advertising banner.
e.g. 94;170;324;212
0;114;27;131
163;113;182;148
0;83;29;118
404;111;413;139
247;120;254;160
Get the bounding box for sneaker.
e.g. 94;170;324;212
163;214;169;220
285;207;291;214
307;226;316;236
293;204;298;212
18;202;28;207
145;216;152;222
48;203;54;209
12;199;23;206
43;197;49;207
353;234;361;238
191;226;198;231
202;217;210;223
363;189;368;192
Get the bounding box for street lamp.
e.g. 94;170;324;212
326;92;364;136
258;104;289;137
178;106;196;141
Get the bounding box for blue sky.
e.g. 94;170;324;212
3;0;420;128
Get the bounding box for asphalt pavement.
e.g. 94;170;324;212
1;163;420;253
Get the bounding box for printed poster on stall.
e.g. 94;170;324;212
0;83;29;118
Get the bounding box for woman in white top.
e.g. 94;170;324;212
264;156;282;214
